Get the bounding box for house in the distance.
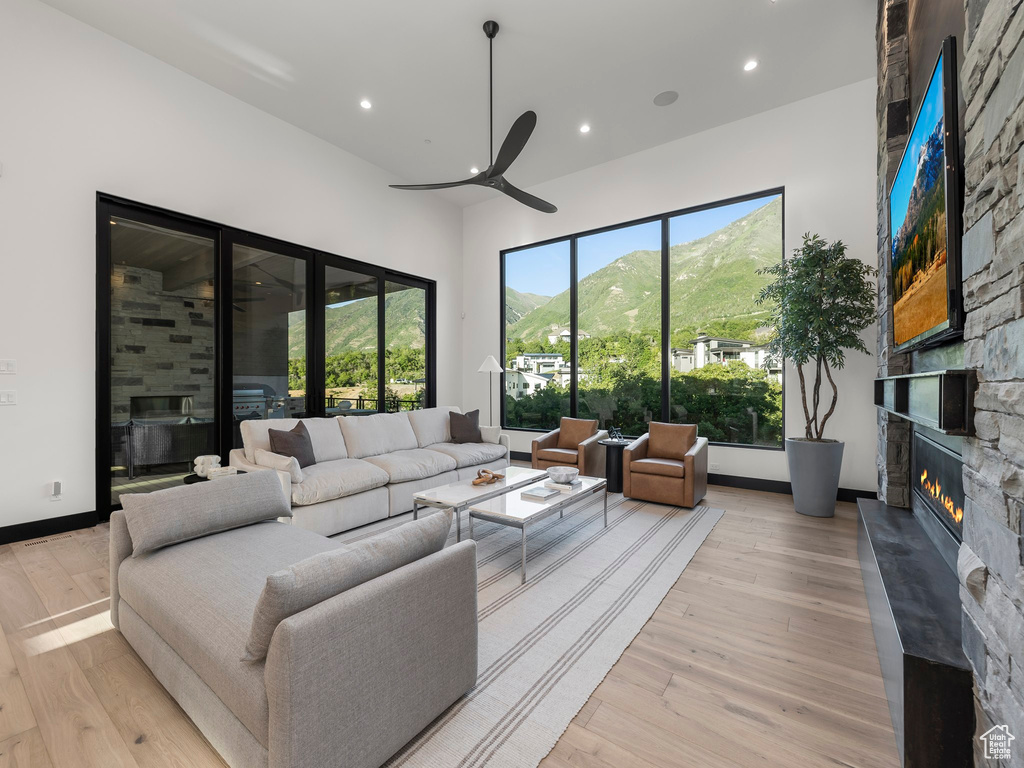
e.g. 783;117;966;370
546;327;592;345
670;335;781;381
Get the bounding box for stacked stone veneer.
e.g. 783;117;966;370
110;264;215;420
876;0;913;507
958;0;1024;762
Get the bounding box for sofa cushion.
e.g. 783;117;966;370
630;457;685;478
254;449;304;484
240;417;347;463
450;409;482;443
363;449;457;483
120;471;291;557
426;441;507;468
268;422;316;468
118;521;347;746
537;447;578;463
648;422;696;461
407;406;461;448
290;458;390;507
557;417;598;450
338;412;418;458
243;510;452;662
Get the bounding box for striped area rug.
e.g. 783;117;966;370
339;493;722;768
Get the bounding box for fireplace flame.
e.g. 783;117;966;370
919;468;964;524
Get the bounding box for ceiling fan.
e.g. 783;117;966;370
389;20;557;213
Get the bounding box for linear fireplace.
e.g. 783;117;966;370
910;427;964;574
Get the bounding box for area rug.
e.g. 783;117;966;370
341;493;723;768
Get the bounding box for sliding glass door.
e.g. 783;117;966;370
230;237;311;447
98;195;437;517
100;206;220;506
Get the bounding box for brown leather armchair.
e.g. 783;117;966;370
623;422;708;508
531;417;609;478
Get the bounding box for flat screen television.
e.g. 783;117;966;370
888;36;964;353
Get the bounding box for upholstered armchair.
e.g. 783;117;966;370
531;417;609;478
623;422;708;508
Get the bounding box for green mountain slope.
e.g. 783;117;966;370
289;288;426;356
505;287;550;324
509;197;782;342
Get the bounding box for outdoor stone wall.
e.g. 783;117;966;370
110;264;215;421
958;0;1024;762
876;0;913;507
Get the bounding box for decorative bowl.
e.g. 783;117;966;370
548;467;579;484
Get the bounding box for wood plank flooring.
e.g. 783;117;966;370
0;486;898;768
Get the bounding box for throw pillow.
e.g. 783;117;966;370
268;421;316;468
648;422;696;461
254;449;304;484
450;409;482;443
120;471;292;557
557;417;598;450
242;508;453;662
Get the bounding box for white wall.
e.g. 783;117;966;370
0;0;463;528
462;78;879;492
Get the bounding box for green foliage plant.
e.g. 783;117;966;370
757;234;876;442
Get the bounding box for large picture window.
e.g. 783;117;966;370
501;189;784;448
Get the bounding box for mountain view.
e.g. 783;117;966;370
508;197;783;344
505;288;551;324
288;287;426;357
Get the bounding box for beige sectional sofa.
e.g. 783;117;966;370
230;406;510;536
111;471;477;768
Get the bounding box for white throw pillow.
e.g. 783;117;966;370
479;425;502;445
254;449;304;484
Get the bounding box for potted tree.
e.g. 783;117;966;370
757;234;875;517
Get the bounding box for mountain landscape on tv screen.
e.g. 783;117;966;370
891;114;949;346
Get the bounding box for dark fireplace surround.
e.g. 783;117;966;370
863;370;976;766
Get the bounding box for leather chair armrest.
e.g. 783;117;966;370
622;434;649;498
578;430;609;477
531;428;560;467
683;437;709;507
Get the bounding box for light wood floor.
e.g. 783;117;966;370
0;486;899;768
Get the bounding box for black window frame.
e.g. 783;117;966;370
97;193;436;518
499;187;786;451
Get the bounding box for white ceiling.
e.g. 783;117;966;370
39;0;876;208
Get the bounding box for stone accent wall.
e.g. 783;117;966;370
110;264;215;420
877;0;913;507
959;0;1024;762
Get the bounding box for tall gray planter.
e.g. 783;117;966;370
786;438;844;518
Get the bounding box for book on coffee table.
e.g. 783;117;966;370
521;486;561;502
544;479;583;492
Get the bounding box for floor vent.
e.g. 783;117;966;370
23;533;73;547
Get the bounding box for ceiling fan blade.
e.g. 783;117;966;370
491;111;536;177
389;177;480;191
500;180;557;213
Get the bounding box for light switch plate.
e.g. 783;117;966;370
0;360;15;374
0;391;16;405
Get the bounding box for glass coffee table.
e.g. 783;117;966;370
412;466;549;542
468;476;608;584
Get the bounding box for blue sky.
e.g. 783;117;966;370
890;54;945;240
504;194;779;298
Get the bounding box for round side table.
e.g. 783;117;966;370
598;439;632;494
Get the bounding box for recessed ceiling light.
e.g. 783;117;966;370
744;59;758;71
579;124;591;134
360;99;372;109
653;90;679;107
470;167;480;174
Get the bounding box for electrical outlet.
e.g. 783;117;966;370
709;463;721;472
0;390;15;405
0;360;15;374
